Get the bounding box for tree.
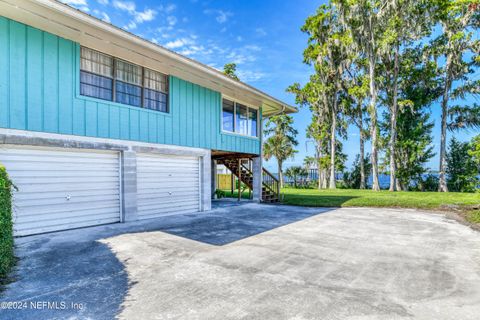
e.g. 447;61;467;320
446;137;479;192
343;154;372;189
292;4;351;189
382;46;440;190
334;0;392;191
223;63;240;81
303;156;317;169
378;0;432;191
285;166;308;188
470;135;480;165
344;63;370;189
429;0;480;192
288;76;330;189
263;115;298;188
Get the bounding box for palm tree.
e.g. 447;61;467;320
285;166;308;188
263;115;298;188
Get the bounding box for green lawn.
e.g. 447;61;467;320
281;187;480;210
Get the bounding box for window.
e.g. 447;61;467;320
236;103;248;135
222;99;235;132
115;60;142;107
248;107;258;137
143;68;169;112
80;47;113;100
222;98;259;137
80;47;169;112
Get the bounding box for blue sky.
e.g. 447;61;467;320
63;0;478;172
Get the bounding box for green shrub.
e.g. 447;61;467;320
0;164;14;282
215;189;226;199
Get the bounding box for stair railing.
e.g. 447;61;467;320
262;167;280;200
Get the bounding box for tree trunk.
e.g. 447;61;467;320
329;107;337;189
317;143;322;189
359;114;366;189
395;178;402;191
323;169;329;189
389;45;400;192
369;55;380;191
438;56;452;192
278;161;284;189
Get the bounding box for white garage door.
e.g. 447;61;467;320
0;146;121;236
137;153;201;219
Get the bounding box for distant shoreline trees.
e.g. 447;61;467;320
287;0;480;192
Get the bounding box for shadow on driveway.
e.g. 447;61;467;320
156;200;334;245
0;200;331;319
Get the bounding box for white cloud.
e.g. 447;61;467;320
236;70;265;82
215;10;231;23
113;0;135;13
203;9;232;24
164;4;176;13
113;1;156;30
97;0;108;4
93;9;111;23
134;8;156;23
61;0;89;12
236;36;243;42
164;38;195;49
255;28;267;37
124;21;137;30
101;12;111;23
167;16;177;27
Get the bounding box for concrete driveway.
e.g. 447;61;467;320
1;201;480;320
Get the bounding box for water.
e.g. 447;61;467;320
280;172;480;189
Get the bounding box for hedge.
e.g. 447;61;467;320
0;164;14;281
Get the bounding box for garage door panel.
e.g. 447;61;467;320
138;182;200;189
15;217;120;236
7;170;119;178
15;207;120;224
16;183;119;194
14;188;120;200
137;153;200;219
0;153;119;164
137;190;199;199
0;146;121;236
15;195;120;209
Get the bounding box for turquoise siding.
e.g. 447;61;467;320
0;17;261;155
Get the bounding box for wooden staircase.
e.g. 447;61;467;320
219;158;280;203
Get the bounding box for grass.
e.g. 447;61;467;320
466;210;480;224
281;187;480;210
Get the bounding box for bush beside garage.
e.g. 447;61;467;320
0;164;14;283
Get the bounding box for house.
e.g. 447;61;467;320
0;0;295;236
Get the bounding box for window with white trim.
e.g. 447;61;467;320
80;47;169;113
222;98;259;137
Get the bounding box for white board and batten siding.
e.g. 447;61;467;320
136;153;201;220
0;146;122;236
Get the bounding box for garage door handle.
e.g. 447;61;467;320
66;195;71;201
168;192;172;195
